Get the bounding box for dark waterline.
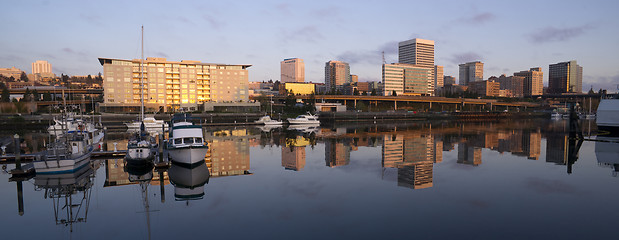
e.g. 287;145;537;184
0;119;617;240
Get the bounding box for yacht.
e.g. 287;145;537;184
597;98;619;135
48;114;96;136
287;113;320;125
166;113;209;167
255;115;283;125
125;117;169;134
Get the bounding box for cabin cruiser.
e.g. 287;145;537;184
255;115;283;125
33;131;98;174
597;99;619;135
287;113;320;125
166;113;209;167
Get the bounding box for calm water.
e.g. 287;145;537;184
1;119;617;240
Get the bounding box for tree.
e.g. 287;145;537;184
392;90;397;96
43;92;52;101
22;88;32;102
1;88;9;102
32;89;39;101
20;72;29;81
353;89;360;96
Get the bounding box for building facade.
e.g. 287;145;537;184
382;63;433;96
514;67;544;96
324;60;351;92
548;60;582;94
284;82;315;95
468;80;499;97
498;75;525;97
280;58;305;83
443;76;456;85
32;60;52;74
434;65;444;91
0;67;23;79
99;57;250;112
458;61;484;86
398;38;435;68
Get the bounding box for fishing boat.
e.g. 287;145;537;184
166;113;209;167
255;115;283;125
287;113;320;125
34;128;100;174
597;98;619;135
48;114;96;136
125;117;168;134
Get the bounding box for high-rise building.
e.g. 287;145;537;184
459;61;484;85
468;80;500;97
514;67;544;96
98;57;250;112
497;74;525;97
434;65;444;90
548;60;582;94
443;76;456;85
32;60;52;74
398;38;435;68
324;60;350;92
382;63;433;96
280;58;305;83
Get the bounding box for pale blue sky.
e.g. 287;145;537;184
2;0;618;92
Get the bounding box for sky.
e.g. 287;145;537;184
2;0;618;92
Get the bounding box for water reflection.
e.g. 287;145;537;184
169;161;210;201
595;136;619;177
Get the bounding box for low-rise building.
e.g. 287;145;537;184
468;80;499;97
284;82;315;95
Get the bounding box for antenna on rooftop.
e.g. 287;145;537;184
382;51;386;64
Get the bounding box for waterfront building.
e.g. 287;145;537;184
98;57;250;112
468;80;499;97
0;67;23;79
444;76;456;85
324;60;351;92
459;61;484;86
382;63;433;96
398;38;434;68
548;60;582;94
514;67;543;96
280;58;305;83
284;82;315;95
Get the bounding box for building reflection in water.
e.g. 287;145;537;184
204;129;253;177
325;138;351;168
281;136;308;171
382;133;437;189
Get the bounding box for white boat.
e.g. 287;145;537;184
288;124;320;133
597;99;619;135
125;134;157;165
33;132;94;174
166;113;209;167
125;117;169;133
48;115;96;136
551;112;562;120
169;161;210;201
255;115;283;125
287;114;320;125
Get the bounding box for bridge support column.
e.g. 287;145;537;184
429;101;432;111
354;99;357;108
394;100;397;110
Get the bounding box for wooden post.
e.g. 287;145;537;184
14;134;21;170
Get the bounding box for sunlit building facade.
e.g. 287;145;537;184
99;57;250;112
548;61;582;94
382;63;434;96
398;38;435;68
324;60;351;92
280;58;305;83
514;67;544;96
459;61;484;86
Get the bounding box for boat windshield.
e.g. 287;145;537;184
183;137;194;144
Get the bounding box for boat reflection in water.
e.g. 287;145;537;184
33;161;97;232
169;161;210;202
124;162;156;240
596;136;619;177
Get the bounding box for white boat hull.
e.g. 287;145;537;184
33;153;92;174
287;119;320;125
168;147;209;167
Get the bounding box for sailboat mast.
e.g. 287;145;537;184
140;26;145;123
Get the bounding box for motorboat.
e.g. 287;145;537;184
255;115;283;125
168;161;210;201
33;131;96;174
597;99;619;135
48;114;96;136
125;117;169;134
287;113;320;125
166;113;209;167
125;131;157;165
288;124;320;133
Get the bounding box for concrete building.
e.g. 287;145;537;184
280;58;305;83
283;82;315;95
468;80;499;97
32;60;52;74
382;63;433;96
434;65;444;91
514;67;544;96
350;74;358;83
497;74;525;97
398;38;435;68
443;76;456;85
459;61;484;86
324;60;351;92
0;67;23;79
548;60;582;94
98;57;250;112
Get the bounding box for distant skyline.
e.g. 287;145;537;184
1;0;618;92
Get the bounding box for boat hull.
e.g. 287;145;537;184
33;153;92;175
167;146;209;167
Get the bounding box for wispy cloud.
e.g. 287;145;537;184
280;25;324;43
584;74;619;92
449;52;483;64
458;12;496;24
336;40;399;65
311;6;340;18
202;14;225;29
524;177;584;195
528;25;592;43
